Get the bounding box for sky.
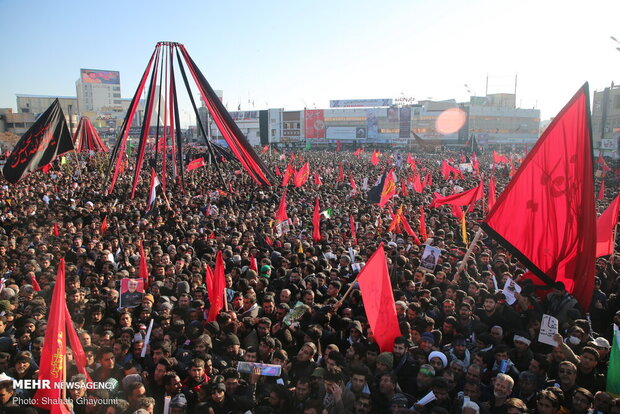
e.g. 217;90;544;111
1;0;619;125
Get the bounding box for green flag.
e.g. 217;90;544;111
321;208;333;219
305;141;311;151
608;324;620;397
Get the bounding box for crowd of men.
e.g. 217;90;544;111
0;145;617;414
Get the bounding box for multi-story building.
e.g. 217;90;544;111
15;94;79;130
592;83;620;158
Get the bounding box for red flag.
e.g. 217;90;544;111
261;145;269;154
99;216;108;235
401;214;421;244
357;244;400;352
412;173;423;193
338;162;345;182
596;194;620;257
488;176;497;212
349;172;358;192
293;162;310;187
472;153;480;175
34;259;71;414
430;182;484;209
186;157;205;171
388;206;403;234
138;240;149;289
281;164;294;186
31;274;41;292
207;251;226;322
481;84;596;310
597;179;605;200
314;172;322;186
419;206;428;241
371;150;380;166
249;254;258;272
312;197;321;242
53;222;60;237
379;169;397;208
401;179;408;197
275;166;282;177
290;152;296;161
354;148;362;158
63;304;92;382
349;215;357;245
407;153;415;167
275;191;289;224
42;163;52;174
597;154;611;172
336;140;342;152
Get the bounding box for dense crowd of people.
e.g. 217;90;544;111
0;144;617;414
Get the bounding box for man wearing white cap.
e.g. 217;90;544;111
510;333;534;372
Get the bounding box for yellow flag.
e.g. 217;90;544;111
60;156;67;165
298;240;304;254
461;216;468;244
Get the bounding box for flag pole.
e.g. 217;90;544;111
457;228;483;274
336;275;359;308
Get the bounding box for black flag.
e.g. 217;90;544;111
367;172;386;204
3;99;74;184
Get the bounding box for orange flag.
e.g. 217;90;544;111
357;244;400;352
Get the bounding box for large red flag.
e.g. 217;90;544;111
312;197;321;242
34;258;71;414
357;244;400;352
596;194;620;257
488;176;497;212
207;251;226;322
401;179;409;197
138;240;149;289
481;84;596;310
378;169;397;208
293;162;310;187
430;182;484;209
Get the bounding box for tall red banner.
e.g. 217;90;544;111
481;84;596;310
305;110;325;139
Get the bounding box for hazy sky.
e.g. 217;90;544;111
1;0;618;124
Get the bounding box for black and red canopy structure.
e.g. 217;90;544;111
73;117;108;153
106;42;274;197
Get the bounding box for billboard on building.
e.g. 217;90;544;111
399;107;411;138
305;110;325;139
330;99;392;108
80;69;120;85
366;109;379;139
326;127;361;140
